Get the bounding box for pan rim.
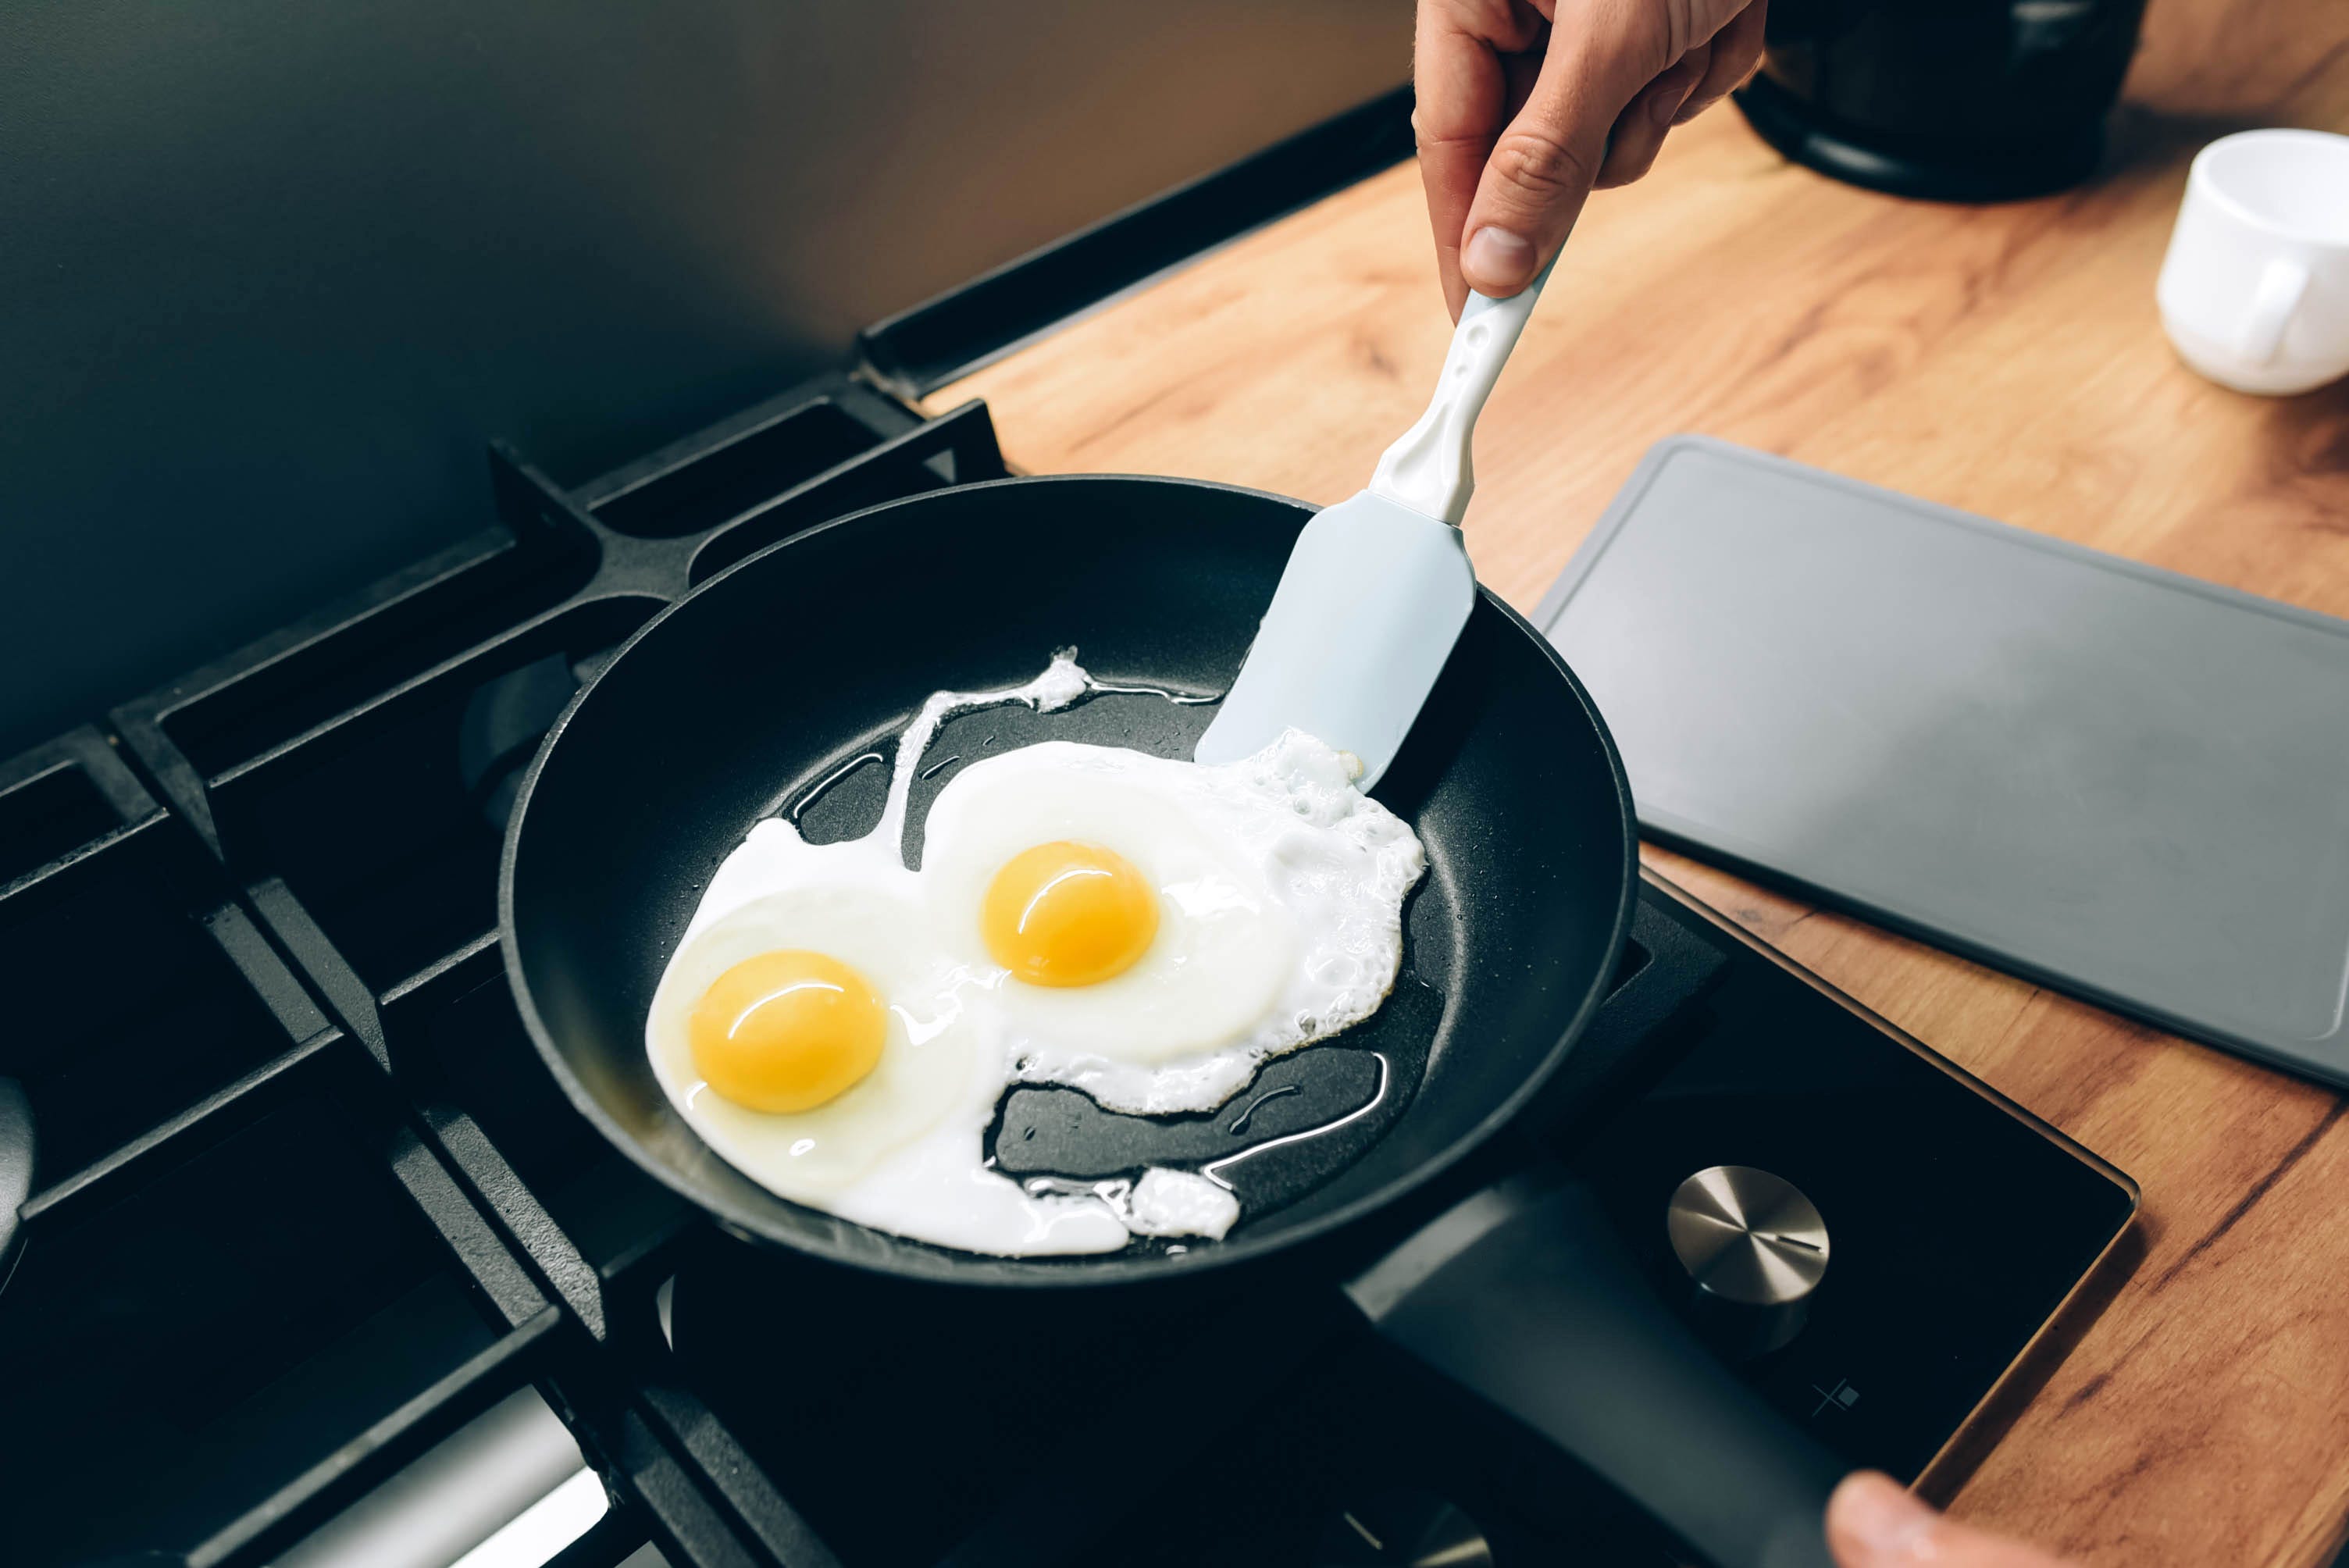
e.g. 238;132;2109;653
498;472;1638;1288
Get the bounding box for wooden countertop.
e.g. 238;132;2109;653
926;5;2349;1563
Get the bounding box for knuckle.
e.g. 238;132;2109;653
1412;112;1487;151
1488;130;1595;202
1663;0;1696;59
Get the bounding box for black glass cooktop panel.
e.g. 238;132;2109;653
1565;885;2138;1484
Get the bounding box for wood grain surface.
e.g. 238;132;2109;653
926;5;2349;1564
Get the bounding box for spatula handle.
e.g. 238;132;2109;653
1368;258;1557;526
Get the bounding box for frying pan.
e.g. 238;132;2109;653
502;474;1843;1568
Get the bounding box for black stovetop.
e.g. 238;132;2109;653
0;380;2134;1568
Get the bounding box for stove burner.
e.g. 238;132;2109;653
456;652;589;832
1314;1490;1492;1568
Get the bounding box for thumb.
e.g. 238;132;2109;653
1456;10;1665;295
1827;1474;2076;1568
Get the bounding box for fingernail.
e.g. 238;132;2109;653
1833;1474;1938;1560
1462;226;1537;290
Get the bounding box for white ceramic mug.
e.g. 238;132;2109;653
2156;128;2349;397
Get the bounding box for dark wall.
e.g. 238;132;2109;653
2;0;1408;757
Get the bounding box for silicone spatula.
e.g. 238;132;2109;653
1194;262;1553;789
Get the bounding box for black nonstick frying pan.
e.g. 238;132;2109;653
501;474;1843;1568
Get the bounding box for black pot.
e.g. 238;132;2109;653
1734;0;2150;201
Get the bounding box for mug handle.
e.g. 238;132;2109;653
2237;258;2311;365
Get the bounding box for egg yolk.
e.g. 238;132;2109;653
982;840;1159;988
688;950;886;1113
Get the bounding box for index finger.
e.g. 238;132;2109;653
1413;5;1511;319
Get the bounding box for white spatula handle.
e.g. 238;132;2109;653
1368;260;1556;526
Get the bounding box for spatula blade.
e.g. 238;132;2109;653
1194;490;1476;789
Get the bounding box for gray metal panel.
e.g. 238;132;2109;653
1535;436;2349;1087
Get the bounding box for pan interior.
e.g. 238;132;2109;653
505;476;1633;1284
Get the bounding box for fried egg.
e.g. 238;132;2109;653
644;654;1426;1257
922;735;1424;1114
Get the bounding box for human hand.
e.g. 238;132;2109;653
1413;0;1768;316
1829;1472;2079;1567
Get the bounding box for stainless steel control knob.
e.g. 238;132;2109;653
1666;1164;1829;1355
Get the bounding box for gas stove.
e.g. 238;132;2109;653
0;380;2134;1568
